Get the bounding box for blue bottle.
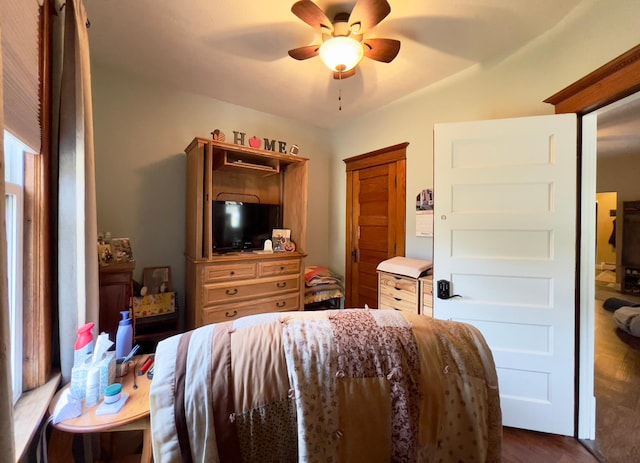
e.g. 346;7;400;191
115;311;133;359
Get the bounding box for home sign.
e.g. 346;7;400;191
211;128;299;155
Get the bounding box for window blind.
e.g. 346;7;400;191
0;0;41;152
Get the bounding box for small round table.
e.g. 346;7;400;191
49;356;153;462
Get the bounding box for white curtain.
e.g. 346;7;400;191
0;19;16;460
54;0;99;382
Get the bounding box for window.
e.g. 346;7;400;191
4;131;27;404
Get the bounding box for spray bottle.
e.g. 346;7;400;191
115;311;133;359
74;322;95;366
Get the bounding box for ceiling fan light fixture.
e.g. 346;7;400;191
318;36;364;72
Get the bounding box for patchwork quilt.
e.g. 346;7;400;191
150;309;501;462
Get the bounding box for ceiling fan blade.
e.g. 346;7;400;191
333;68;357;80
288;45;321;61
291;0;334;34
363;38;400;63
348;0;391;35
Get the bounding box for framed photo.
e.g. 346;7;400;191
98;244;114;266
143;266;172;294
110;237;135;263
272;228;291;240
272;228;292;252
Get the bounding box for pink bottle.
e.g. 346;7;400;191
74;322;95;366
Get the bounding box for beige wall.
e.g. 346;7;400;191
91;67;332;310
597;152;640;272
92;0;640;306
597;153;640;203
328;0;640;277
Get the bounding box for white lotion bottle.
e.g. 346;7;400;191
84;366;100;407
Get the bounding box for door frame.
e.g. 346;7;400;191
544;44;640;438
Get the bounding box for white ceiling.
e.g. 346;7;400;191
85;0;640;158
85;0;585;130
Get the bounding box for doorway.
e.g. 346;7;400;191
588;92;640;462
544;44;640;445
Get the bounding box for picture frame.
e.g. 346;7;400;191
143;266;172;294
110;237;135;263
271;228;291;240
98;244;114;266
272;228;293;253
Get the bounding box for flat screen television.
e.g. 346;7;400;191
212;200;281;253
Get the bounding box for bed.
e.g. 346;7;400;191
149;309;502;462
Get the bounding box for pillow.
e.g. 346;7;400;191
613;307;640;337
603;297;640;312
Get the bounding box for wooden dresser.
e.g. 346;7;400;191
191;254;303;326
378;271;420;314
98;262;135;341
377;271;433;316
184;138;308;329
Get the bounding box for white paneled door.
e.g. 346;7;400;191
433;114;577;435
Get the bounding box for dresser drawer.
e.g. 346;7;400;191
202;293;300;324
379;293;419;313
379;273;418;294
259;258;301;277
420;276;433;317
203;274;300;305
203;262;257;282
379;275;419;304
379;283;419;305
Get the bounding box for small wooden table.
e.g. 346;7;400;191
49;357;153;462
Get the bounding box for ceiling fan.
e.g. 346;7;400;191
287;0;401;79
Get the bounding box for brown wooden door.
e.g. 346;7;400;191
344;143;407;308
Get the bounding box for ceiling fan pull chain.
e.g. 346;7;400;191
338;71;343;111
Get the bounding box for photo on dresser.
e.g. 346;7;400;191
143;266;172;294
272;228;291;252
110;237;135;263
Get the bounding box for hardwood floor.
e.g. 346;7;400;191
502;427;599;463
59;426;599;463
585;283;640;463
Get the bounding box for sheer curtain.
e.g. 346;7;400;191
53;0;99;382
0;20;17;460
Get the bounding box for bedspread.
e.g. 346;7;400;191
150;309;501;462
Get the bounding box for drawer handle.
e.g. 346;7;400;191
230;271;235;276
276;282;287;288
276;301;286;308
225;310;238;318
394;297;401;301
226;288;238;296
280;266;285;270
